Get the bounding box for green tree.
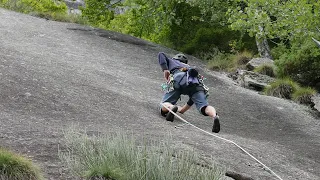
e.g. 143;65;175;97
227;0;320;59
81;0;118;29
188;0;236;25
116;0;240;53
80;0;248;55
110;0;203;47
274;38;320;88
0;0;67;15
109;0;173;41
183;0;253;54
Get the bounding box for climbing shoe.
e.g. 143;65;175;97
166;105;178;122
212;115;220;133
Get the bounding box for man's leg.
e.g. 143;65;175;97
161;102;176;114
160;90;181;121
191;91;220;133
203;105;217;117
164;104;179;122
203;106;220;133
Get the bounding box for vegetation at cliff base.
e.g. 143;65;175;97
59;128;225;180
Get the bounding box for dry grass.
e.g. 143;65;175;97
59;127;225;180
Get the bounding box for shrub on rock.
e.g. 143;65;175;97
292;87;317;107
274;40;320;90
234;50;253;66
207;52;234;71
246;57;274;71
254;64;276;77
264;79;299;99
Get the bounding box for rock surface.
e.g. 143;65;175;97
312;94;320;112
63;0;84;14
246;57;274;71
228;70;275;91
0;8;320;180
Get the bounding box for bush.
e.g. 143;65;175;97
181;27;239;55
254;64;276;77
0;0;70;21
274;39;320;88
206;50;254;72
0;0;67;15
292;87;317;106
194;47;220;62
59;128;225;180
0;148;43;180
264;78;299;99
80;0;115;29
207;52;236;71
234;50;253;66
229;33;258;54
165;2;203;51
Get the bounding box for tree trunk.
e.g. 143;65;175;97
256;26;273;60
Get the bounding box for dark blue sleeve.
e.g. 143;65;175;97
158;52;169;71
187;98;194;106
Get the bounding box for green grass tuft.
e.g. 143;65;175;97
0;148;43;180
207;52;235;72
59;128;225;180
264;78;299;99
292;87;316;105
254;64;276;77
234;50;253;66
207;50;253;72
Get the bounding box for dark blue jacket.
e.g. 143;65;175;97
158;52;196;106
158;52;189;72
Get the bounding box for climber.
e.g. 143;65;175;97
158;52;220;133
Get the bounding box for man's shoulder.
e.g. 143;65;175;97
158;52;168;57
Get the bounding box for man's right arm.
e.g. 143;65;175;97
163;70;170;81
158;52;170;71
158;52;171;81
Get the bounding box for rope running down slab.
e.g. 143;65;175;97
161;104;283;180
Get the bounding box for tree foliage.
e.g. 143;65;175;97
188;0;236;25
227;0;320;87
80;0;246;54
81;0;116;29
274;39;320;87
109;0;174;41
227;0;320;42
0;0;67;14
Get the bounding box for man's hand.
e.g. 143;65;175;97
178;104;192;114
163;70;170;82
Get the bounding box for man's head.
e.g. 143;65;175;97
173;53;188;64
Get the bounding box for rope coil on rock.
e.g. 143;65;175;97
161;104;283;180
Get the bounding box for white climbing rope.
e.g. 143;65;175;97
161;104;284;180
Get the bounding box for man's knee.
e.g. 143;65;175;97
160;108;167;117
160;102;172;117
200;106;209;116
